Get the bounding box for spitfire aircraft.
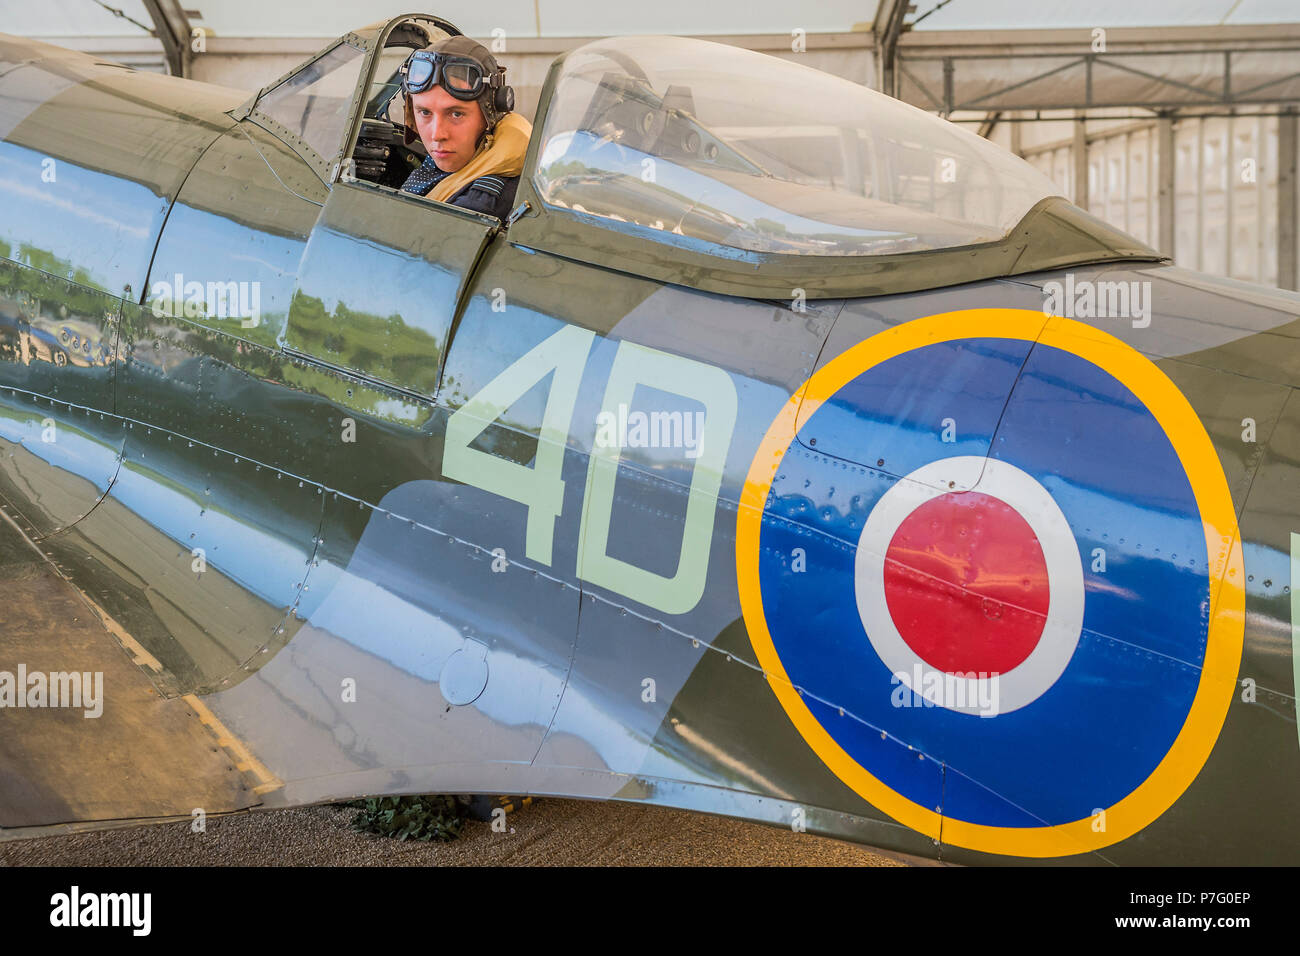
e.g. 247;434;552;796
1;12;1297;865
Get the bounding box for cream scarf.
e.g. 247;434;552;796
429;112;533;204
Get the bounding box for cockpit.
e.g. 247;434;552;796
234;18;1149;300
250;16;456;190
243;23;1064;251
532;36;1064;257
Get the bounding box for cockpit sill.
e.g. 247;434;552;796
507;192;1167;301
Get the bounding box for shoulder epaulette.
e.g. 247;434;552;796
468;175;507;196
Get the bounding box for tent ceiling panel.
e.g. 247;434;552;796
8;0;880;40
898;25;1300;111
910;0;1299;31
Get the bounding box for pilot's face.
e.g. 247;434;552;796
411;85;486;174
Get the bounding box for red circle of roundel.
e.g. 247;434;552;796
883;490;1050;675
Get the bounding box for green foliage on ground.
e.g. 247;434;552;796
345;795;466;842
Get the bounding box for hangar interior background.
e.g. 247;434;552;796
6;0;1299;290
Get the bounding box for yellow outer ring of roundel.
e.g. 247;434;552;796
735;308;1245;859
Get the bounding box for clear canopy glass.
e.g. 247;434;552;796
255;42;365;161
534;36;1066;256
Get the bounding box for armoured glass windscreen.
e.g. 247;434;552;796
533;37;1065;256
256;42;365;161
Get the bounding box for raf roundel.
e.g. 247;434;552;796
735;308;1245;858
857;455;1084;717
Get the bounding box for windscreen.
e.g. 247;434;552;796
256;42;366;161
533;36;1065;256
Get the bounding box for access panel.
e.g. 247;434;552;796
282;180;498;399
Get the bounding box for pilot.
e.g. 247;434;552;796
397;36;531;221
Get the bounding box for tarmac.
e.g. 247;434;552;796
0;798;902;866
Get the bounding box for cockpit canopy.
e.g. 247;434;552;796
534;36;1065;257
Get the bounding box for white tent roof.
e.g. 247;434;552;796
912;0;1298;30
3;0;880;38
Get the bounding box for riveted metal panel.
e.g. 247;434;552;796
0;257;122;538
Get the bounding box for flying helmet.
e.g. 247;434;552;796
399;36;515;145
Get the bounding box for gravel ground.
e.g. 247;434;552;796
0;799;902;866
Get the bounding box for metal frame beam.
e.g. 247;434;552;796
897;24;1300;112
875;0;913;97
1073;111;1089;208
1157;113;1176;258
140;0;192;77
1280;107;1298;290
977;111;1001;138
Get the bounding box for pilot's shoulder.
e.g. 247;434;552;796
466;174;515;197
